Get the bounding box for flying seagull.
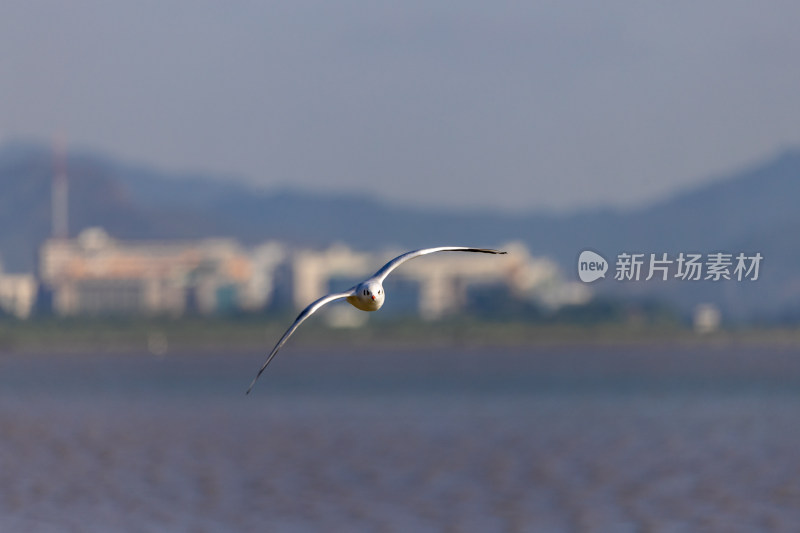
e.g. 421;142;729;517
247;246;506;393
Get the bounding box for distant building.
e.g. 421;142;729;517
693;303;722;333
0;261;37;318
35;230;588;319
289;241;589;320
39;227;267;316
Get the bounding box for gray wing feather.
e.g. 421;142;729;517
372;247;506;283
246;290;354;394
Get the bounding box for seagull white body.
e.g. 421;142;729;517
247;246;506;393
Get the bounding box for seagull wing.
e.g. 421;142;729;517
246;290;355;394
371;247;507;283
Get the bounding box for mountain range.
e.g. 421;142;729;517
1;141;797;320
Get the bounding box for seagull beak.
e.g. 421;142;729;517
371;295;376;300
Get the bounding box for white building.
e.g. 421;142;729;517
35;230;589;320
289;241;590;320
0;261;37;319
39;228;262;316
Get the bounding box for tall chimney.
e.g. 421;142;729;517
52;136;68;239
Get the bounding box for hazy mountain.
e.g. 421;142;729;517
1;141;797;319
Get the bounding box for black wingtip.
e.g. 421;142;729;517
246;361;271;395
469;248;506;255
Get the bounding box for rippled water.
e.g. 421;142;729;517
2;344;800;532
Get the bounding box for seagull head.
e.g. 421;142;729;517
354;281;385;311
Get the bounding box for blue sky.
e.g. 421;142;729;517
2;1;799;211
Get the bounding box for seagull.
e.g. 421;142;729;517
247;246;506;393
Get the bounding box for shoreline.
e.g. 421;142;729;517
0;317;799;354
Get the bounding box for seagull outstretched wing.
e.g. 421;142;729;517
246;290;355;394
371;247;506;283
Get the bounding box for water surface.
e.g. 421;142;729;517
1;345;799;532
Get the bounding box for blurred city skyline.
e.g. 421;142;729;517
2;1;799;212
